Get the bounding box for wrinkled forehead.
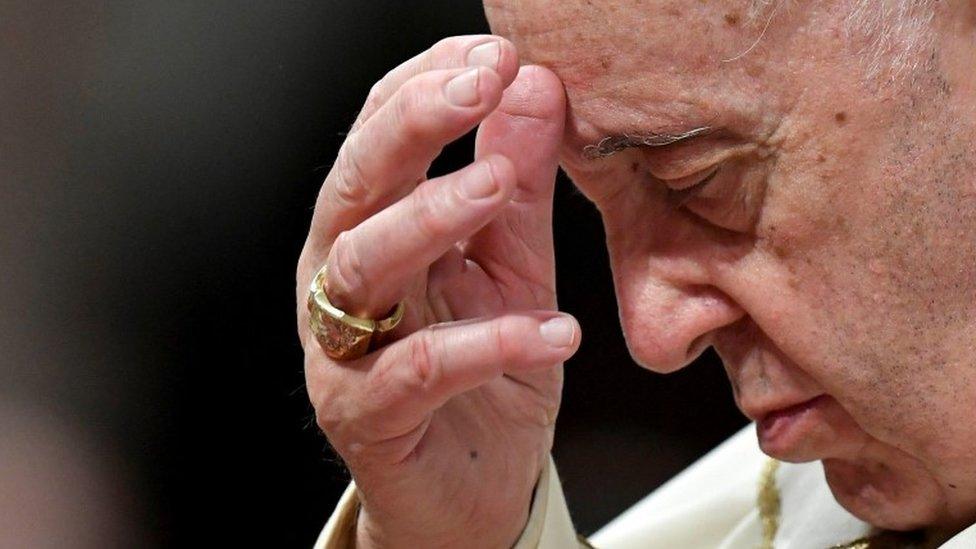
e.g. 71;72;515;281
484;0;818;144
486;1;755;81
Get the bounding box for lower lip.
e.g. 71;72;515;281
757;395;829;448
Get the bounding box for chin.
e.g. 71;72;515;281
822;457;945;531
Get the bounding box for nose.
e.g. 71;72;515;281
613;270;745;373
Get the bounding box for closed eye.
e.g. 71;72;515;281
667;167;720;207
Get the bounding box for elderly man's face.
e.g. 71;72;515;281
486;0;976;532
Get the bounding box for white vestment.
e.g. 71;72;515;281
315;425;976;548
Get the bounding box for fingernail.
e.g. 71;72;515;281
539;316;576;348
445;68;481;107
466;41;500;69
461;162;499;199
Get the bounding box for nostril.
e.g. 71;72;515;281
686;333;712;362
616;280;744;373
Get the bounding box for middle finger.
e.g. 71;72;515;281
311;66;509;244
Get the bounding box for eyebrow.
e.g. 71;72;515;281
581;126;714;159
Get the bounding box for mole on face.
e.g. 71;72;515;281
724;12;740;26
835;111;848;124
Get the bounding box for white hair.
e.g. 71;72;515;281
741;0;936;81
844;0;935;80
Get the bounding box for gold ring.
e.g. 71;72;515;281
307;265;405;361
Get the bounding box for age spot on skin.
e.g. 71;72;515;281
724;12;740;26
835;111;848;124
469;450;479;460
772;243;790;259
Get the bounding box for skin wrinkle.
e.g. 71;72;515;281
485;0;976;535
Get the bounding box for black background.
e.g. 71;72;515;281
2;2;746;547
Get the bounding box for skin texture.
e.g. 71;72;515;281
297;37;577;547
485;0;976;534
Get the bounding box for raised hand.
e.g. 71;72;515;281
296;35;578;548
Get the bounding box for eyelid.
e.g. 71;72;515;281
662;166;721;190
646;143;756;180
665;167;720;206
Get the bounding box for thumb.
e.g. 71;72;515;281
468;65;567;308
475;64;567;203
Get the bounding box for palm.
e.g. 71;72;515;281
384;227;563;533
419;217;563;432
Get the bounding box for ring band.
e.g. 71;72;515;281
307;265;405;361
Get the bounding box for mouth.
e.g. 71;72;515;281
755;394;831;454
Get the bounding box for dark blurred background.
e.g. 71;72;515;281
1;2;746;547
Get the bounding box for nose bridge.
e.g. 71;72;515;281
612;247;745;373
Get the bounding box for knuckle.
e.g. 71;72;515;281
314;400;343;436
429;36;463;65
493;318;524;367
331;141;372;207
392;79;435;143
309;382;345;435
361;79;387;118
328;231;368;302
296;251;314;303
411;184;453;240
407;331;442;391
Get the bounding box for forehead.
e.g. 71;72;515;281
487;1;751;82
484;0;813;145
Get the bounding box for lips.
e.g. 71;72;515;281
759;394;825;427
742;394;821;423
754;395;831;454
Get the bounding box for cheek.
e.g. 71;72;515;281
753;122;976;456
755;175;899;424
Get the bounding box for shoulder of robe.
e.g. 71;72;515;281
590;424;764;549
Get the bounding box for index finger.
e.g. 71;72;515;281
351;35;519;133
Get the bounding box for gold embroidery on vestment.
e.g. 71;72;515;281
757;459;782;549
756;458;933;548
